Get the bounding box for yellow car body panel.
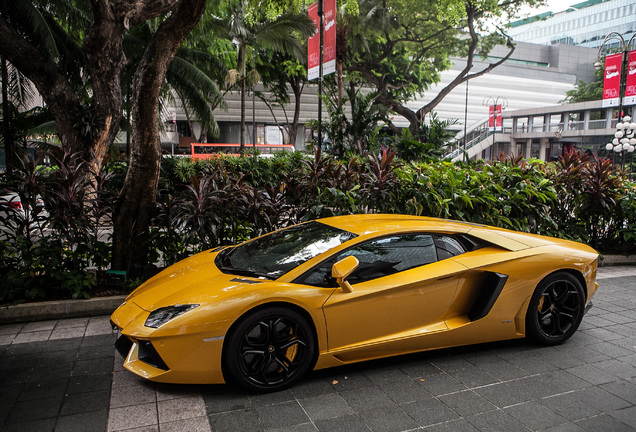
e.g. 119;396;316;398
111;214;599;386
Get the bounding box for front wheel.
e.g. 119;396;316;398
224;307;316;392
525;272;585;345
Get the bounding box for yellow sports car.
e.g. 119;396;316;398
111;214;599;392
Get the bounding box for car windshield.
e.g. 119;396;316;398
216;221;357;279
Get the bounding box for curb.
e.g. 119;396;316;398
0;295;126;325
600;254;636;266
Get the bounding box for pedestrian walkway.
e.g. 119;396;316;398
1;266;635;431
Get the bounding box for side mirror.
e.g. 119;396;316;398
332;255;359;293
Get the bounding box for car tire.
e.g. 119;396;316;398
525;272;585;346
224;307;316;392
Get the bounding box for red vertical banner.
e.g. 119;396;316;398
495;104;503;131
488;105;495;131
307;0;336;81
602;53;623;108
625;50;636;106
307;3;320;81
323;0;336;76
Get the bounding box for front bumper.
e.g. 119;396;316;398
110;303;229;384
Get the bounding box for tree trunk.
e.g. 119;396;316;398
1;56;16;177
240;76;246;153
288;80;303;146
111;0;207;272
0;16;87;155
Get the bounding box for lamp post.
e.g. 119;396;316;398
483;96;508;157
594;32;636;172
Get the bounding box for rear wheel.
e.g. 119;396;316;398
526;272;585;345
224;307;315;392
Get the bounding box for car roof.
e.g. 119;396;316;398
318;214;553;251
319;214;479;236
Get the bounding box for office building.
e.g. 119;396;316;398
508;0;636;49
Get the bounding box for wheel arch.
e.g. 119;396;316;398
542;268;588;302
524;268;587;345
220;301;320;382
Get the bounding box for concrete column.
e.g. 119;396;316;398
539;138;550;162
524;139;532;159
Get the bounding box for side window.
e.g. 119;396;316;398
343;234;437;284
434;235;466;260
296;233;438;287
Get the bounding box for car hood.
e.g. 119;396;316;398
128;250;267;312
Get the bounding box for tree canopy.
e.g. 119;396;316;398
336;0;541;133
0;0;547;271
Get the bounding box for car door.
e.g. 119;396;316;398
318;233;468;358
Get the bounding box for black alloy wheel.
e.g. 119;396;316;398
224;307;315;392
526;272;585;345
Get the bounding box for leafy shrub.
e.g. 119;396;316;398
1;151;113;303
2;146;635;304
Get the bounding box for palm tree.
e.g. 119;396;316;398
123;21;228;145
335;0;391;104
216;3;315;153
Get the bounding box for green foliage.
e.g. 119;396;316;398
0;151;112;303
313;85;387;157
393;114;458;162
3;147;636;304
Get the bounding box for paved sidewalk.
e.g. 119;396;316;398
1;266;635;431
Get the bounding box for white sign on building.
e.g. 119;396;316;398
265;126;283;145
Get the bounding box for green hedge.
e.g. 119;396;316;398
1;149;634;303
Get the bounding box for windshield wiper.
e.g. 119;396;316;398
218;266;274;280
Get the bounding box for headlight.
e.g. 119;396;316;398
144;304;199;328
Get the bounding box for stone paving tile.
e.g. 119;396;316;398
12;329;52;343
107;402;158;431
447;365;500;388
57;409;111;432
438;390;497;417
571;386;633;412
110;381;157;409
401;396;460;426
379;380;433;404
161;416;212;432
0;323;24;335
539;393;602;422
50;326;86;339
566;363;620;385
417;372;467;396
466;409;531;431
473;380;535;408
422;417;479;432
504;400;569;430
339;385;395;411
611;405;636;429
254;400;311;430
314;414;371;431
158;395;208;423
357;405;419;432
22;320;57;332
575;413;635;432
298;393;355;421
208;409;263;432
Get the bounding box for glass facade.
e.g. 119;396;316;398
508;0;636;49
